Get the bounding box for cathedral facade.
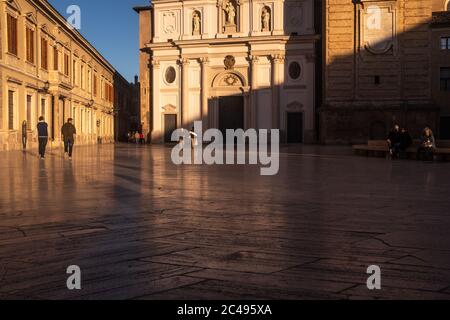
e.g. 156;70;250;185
135;0;319;144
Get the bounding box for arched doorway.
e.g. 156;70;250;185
210;71;250;134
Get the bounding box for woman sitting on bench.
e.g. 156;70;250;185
417;127;436;161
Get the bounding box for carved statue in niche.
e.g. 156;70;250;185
193;11;201;35
262;7;271;31
224;1;236;25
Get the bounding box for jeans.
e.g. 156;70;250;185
389;143;401;158
38;138;48;157
64;139;74;157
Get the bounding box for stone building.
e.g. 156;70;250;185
115;74;141;142
0;0;118;151
431;1;450;139
135;0;319;144
321;0;450;144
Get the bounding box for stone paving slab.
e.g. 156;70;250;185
1;144;450;300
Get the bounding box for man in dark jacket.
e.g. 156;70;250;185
61;118;77;159
37;117;49;159
387;125;402;158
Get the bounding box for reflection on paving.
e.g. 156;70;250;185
1;144;450;300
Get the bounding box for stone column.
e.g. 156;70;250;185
200;57;209;130
151;59;161;142
180;58;190;128
250;55;259;129
271;54;285;129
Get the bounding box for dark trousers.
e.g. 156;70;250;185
417;147;434;161
389;143;401;158
38;138;48;157
64;139;74;157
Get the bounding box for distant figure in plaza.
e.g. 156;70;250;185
387;124;401;159
37;117;49;159
399;127;413;155
22;120;28;150
189;126;198;149
135;132;140;145
139;132;145;144
61;118;76;160
417;127;436;161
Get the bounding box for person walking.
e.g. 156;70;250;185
61;118;77;160
37;117;49;159
22;120;28;150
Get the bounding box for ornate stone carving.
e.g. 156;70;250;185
224;1;236;25
261;7;271;31
200;57;210;65
286;2;303;30
162;12;177;34
271;54;285;64
192;11;201;36
179;58;190;67
224;55;236;69
223;74;240;86
361;4;395;54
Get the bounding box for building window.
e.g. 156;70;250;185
53;47;59;71
7;14;18;55
8;90;15;130
26;28;35;63
64;54;69;76
41;38;48;70
440;67;450;91
26;95;32;130
73;60;77;84
94;74;98;96
81;65;85;89
88;69;92;93
441;37;450;50
440;116;450;140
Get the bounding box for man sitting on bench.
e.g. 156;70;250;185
387;125;402;159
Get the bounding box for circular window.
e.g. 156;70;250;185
289;62;302;80
165;66;176;84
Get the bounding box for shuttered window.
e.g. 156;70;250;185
26;28;35;63
26;95;32;130
53;47;58;71
93;74;98;96
8;91;15;130
41;38;48;70
64;54;69;76
7;14;18;55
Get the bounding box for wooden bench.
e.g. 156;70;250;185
353;140;450;161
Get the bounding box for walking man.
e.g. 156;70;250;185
22;120;28;150
37;117;49;159
61;118;76;160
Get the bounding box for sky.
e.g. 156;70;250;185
49;0;149;82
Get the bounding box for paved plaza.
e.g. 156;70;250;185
1;144;450;300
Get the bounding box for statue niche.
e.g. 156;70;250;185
192;10;201;36
222;0;238;33
261;7;271;32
